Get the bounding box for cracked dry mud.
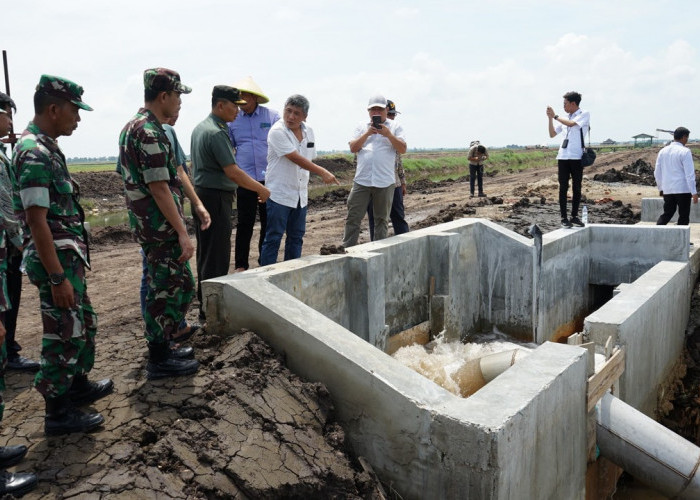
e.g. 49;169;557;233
4;330;375;499
5;147;695;498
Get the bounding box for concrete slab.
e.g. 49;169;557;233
642;197;700;223
202;218;696;499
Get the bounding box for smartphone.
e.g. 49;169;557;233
371;115;382;129
562;138;569;148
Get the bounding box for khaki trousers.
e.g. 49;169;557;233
343;182;395;247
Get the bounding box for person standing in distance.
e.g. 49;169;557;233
12;75;111;435
260;94;338;265
227;77;279;271
343;95;407;247
546;91;590;228
654;126;698;225
468;140;489;198
118;68;201;380
190;86;270;321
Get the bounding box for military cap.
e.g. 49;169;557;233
143;68;192;94
212;85;246;105
386;99;400;115
35;74;93;111
0;91;16;112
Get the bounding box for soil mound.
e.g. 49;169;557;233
74;170;124;199
593;159;656;185
315;157;354;175
28;331;379;498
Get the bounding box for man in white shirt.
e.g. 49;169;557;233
654;126;697;225
259;95;338;265
546;91;590;228
343;95;407;247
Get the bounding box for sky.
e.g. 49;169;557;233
3;0;699;157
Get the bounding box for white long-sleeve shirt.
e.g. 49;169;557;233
654;141;697;195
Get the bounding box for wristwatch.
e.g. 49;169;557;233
554;115;559;120
49;272;66;286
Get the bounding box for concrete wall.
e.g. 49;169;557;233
642;197;700;223
584;261;690;416
538;228;591;344
205;271;588;500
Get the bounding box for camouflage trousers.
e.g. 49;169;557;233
25;250;97;398
142;242;194;344
0;229;8;311
0;230;8;420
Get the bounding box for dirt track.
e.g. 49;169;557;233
6;147;692;498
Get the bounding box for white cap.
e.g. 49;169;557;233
367;94;387;109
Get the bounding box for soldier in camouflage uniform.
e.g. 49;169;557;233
0;92;38;496
11;75;112;436
118;68;201;379
0;92;40;373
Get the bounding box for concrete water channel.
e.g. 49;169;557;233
203;215;700;499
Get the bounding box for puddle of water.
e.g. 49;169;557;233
85;200;192;228
392;329;536;397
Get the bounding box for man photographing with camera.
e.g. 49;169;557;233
343;95;406;247
546;91;590;228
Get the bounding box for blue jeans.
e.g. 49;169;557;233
260;199;307;266
140;249;187;330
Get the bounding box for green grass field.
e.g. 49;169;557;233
68;163;116;173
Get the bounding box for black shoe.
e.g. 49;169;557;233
470;193;475;198
0;470;38;497
478;193;487;197
6;356;40;372
570;216;585;227
0;446;27;468
147;357;199;380
45;396;104;436
561;218;573;228
169;344;194;359
67;375;114;406
147;341;199;380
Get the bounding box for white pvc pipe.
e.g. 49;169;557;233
454;349;529;397
596;392;700;499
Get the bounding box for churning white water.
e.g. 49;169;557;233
392;329;537;397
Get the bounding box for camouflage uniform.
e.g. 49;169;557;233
118;71;194;345
11;76;96;398
0;218;8;420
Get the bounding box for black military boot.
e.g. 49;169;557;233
169;342;194;359
0;445;27;468
147;342;199;380
0;470;37;497
44;394;104;436
67;374;114;406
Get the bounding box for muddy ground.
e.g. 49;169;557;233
6;147;697;498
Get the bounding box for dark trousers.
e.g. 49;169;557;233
469;164;484;195
193;186;235;318
0;245;23;359
234;183;266;270
367;186;409;241
657;193;692;225
557;159;583;219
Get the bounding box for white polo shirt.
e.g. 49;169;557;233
352;119;406;188
265;120;316;209
554;108;590;160
654;141;697;195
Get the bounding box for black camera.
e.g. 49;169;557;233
562;138;569;148
371;115;382;129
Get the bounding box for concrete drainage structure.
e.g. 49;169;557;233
204;218;698;499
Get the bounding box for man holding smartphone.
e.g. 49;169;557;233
343;95;407;247
546;91;590;228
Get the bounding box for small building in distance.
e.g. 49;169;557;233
632;133;654;148
601;138;617;145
